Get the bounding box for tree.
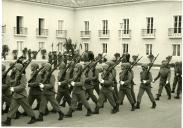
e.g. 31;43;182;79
2;45;9;60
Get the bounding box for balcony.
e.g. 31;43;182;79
119;30;131;39
56;30;67;38
98;30;110;39
36;28;48;38
168;28;182;39
141;29;156;39
80;31;91;39
14;27;27;37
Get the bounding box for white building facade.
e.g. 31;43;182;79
2;0;182;64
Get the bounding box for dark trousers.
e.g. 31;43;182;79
172;76;178;91
86;89;98;104
137;86;155;103
158;83;171;97
56;90;71;105
131;84;136;103
7;97;35;118
28;94;41;108
118;88;134;105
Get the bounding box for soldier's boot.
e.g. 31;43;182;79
155;94;160;101
85;109;92;116
37;113;43;121
174;94;180;99
131;104;135;111
64;108;73;118
58;111;64;120
171;89;175;93
27;116;37;124
151;102;156;109
168;94;171;100
76;103;82;111
111;104;119;114
93;106;99;114
135;102;140;109
2;117;11;126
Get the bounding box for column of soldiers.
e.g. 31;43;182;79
2;51;182;126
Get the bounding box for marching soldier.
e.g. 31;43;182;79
56;62;71;107
2;64;11;114
174;61;182;99
37;63;64;121
130;68;136;104
64;63;93;117
2;63;37;126
28;63;42;110
118;63;135;111
153;60;171;100
93;63;119;114
136;64;156;109
171;62;180;93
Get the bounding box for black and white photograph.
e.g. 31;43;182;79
1;0;182;127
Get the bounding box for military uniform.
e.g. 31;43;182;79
56;62;71;106
2;63;37;126
37;63;64;121
28;63;42;110
130;69;136;104
93;63;118;114
2;65;11;114
136;64;156;109
118;63;135;111
154;60;171;100
65;63;92;117
174;62;182;99
172;62;180;93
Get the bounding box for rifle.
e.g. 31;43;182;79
147;53;159;73
130;56;143;69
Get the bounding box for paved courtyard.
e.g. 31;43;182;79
1;65;182;128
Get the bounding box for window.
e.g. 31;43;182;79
102;20;108;34
57;42;63;51
147;17;153;33
16;16;23;34
39;42;45;50
58;20;63;30
84;21;89;31
122;44;128;53
146;44;152;55
103;43;107;53
38;18;45;35
17;41;23;51
84;43;89;52
174;16;181;33
123;19;129;34
172;44;180;56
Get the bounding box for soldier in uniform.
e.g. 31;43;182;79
28;63;42;110
118;63;135;111
153;60;171;100
136;64;156;109
2;64;11;114
37;63;64;121
171;62;180;93
130;67;136;104
64;63;93;117
56;62;71;107
174;61;182;99
2;63;37;126
93;63;119;114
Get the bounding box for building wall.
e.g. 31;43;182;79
2;0;74;60
2;0;182;64
74;0;182;64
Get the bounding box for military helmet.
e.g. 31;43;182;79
141;63;148;69
31;63;39;69
15;63;23;71
2;64;6;71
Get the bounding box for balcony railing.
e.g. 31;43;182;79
36;28;48;38
80;31;91;39
2;26;6;34
56;30;67;38
14;27;28;36
98;30;110;39
168;28;182;39
141;29;156;39
119;30;131;39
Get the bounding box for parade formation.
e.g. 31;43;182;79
1;38;182;126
